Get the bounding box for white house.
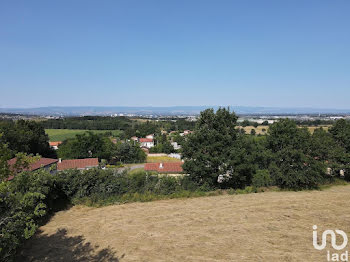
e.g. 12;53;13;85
171;142;181;150
146;134;154;140
139;138;154;148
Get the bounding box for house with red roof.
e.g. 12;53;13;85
7;157;58;180
57;158;99;171
146;134;154;140
49;141;62;150
139;138;154;148
144;162;183;174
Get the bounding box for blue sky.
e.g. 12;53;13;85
0;0;349;108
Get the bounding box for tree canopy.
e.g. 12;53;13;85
182;108;239;187
0;120;55;158
57;132;146;163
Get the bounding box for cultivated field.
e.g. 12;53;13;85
238;125;331;135
45;125;331;141
17;185;350;262
45;129;123;141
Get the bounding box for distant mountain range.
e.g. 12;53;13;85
0;106;350;116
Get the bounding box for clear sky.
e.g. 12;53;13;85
0;0;349;108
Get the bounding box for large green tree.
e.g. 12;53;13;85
182;108;239;187
57;132;112;160
114;142;146;163
267;119;326;189
329;119;350;153
0;120;55;158
310;128;349;165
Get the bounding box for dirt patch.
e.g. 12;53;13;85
18;186;350;261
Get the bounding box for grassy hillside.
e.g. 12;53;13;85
18;185;350;261
45;129;123;141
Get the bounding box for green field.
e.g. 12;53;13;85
45;129;123;141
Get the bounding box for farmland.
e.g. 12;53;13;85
17;185;350;262
238;125;331;135
45;125;331;141
45;129;123;141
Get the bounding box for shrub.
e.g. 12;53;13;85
252;170;273;188
0;171;65;262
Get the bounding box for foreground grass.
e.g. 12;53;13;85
45;129;123;141
19;183;350;262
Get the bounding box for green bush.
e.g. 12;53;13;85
0;169;205;261
252;170;273;188
0;171;65;262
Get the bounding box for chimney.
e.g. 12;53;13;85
159;163;163;169
59;158;62;163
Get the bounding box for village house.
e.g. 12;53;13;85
146;134;154;140
139;138;154;148
7;157;58;180
49;141;62;150
144;162;183;175
57;158;99;171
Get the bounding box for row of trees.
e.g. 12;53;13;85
240;119;269;127
41;116;132;130
41;116;195;138
57;132;146;164
182;108;350;190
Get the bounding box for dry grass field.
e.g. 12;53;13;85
237;125;269;135
17;185;350;262
237;125;332;135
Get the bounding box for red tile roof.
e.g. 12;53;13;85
144;162;183;173
49;141;62;147
7;157;58;173
139;138;153;143
57;158;99;171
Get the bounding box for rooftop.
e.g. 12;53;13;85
139;138;153;143
57;158;99;171
144;162;183;173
